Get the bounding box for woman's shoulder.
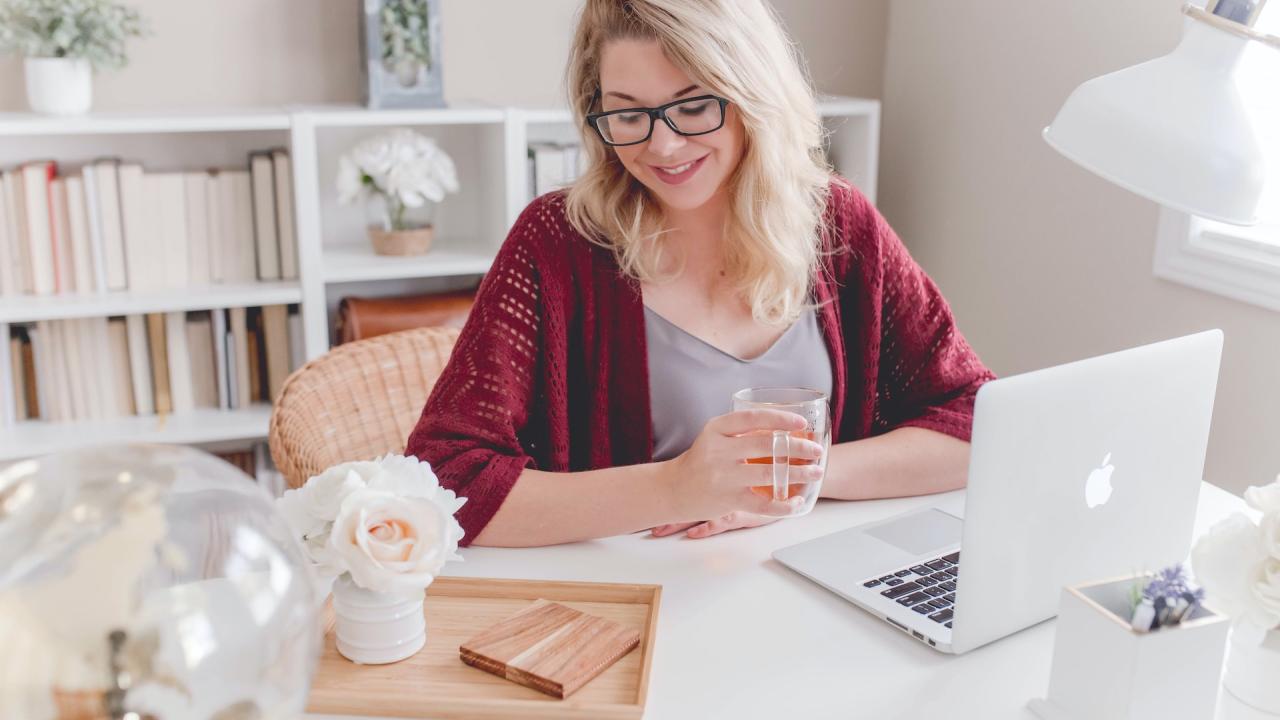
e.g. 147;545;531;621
504;189;601;263
822;174;884;271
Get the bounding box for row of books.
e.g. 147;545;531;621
528;142;586;198
3;304;303;426
0;150;298;298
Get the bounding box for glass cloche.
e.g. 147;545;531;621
0;444;323;720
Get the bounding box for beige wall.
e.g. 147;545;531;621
0;0;886;111
879;0;1280;494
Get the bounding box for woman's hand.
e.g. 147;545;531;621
663;409;825;523
651;511;781;539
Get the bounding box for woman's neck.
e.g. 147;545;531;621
659;191;731;277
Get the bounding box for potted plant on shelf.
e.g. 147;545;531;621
0;0;149;116
337;127;460;256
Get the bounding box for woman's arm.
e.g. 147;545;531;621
822;426;969;500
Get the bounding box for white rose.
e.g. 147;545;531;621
1262;512;1280;561
1256;558;1280;626
1192;513;1280;629
336;155;366;205
275;461;379;570
1245;479;1280;514
328;487;465;594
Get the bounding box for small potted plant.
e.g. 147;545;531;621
336;127;459;256
276;453;466;665
0;0;148;115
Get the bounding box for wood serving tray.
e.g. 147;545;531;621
306;576;662;720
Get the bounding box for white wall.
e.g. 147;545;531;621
879;0;1280;494
0;0;887;111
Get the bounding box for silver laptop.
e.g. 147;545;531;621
772;330;1222;654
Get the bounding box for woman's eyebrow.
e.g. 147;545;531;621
605;84;700;103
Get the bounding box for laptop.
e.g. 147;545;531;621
772;330;1222;654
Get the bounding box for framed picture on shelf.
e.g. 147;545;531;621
359;0;445;109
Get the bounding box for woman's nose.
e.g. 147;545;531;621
646;118;687;157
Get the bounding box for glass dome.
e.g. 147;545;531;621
0;444;323;720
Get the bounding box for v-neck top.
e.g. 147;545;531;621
643;305;834;461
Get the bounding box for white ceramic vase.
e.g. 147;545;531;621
331;574;426;665
1222;624;1280;715
24;57;92;115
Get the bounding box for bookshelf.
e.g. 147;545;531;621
0;96;880;463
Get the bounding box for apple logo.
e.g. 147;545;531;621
1085;453;1115;509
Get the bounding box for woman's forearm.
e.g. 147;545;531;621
471;461;682;547
821;427;970;500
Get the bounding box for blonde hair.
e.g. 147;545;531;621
563;0;833;326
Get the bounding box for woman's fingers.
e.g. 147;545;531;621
746;462;825;488
650;522;699;537
707;409;807;437
738;435;825;463
686;511;782;539
750;493;808;517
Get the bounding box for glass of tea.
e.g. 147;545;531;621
731;387;830;516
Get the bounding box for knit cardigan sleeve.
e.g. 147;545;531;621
404;197;555;544
833;179;995;441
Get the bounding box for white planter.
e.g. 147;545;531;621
331;574;426;665
1027;575;1230;720
1223;623;1280;715
24;57;93;116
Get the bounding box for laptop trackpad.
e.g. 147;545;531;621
864;509;962;556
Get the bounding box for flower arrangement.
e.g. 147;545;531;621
1190;476;1280;631
1129;564;1206;632
276;453;466;594
0;0;148;68
380;0;432;87
336;127;459;233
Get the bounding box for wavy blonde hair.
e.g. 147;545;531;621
563;0;833;326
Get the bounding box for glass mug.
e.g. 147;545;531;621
731;387;831;516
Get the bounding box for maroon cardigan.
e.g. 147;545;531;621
406;177;995;545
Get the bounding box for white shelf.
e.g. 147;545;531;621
0;108;291;136
0;282;303;323
299;104;506;128
817;95;881;117
0;404;273;462
322;243;493;283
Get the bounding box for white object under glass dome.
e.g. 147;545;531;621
1043;0;1280;226
0;444;323;720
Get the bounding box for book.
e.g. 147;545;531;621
64;175;94;294
3;335;18;425
246;307;263;402
125;314;154;415
184;173;211;287
20;331;37;419
249;152;281;280
271;149;298;280
229;306;251;409
287;305;304;377
3;169;33;294
459;599;641;700
0;173;13;296
206;170;225;284
20;161;57;296
28;325;52;421
80;164;109;293
107;318;135;416
186;313;218;409
230;170;257;282
91;159;128;291
118;163;154;292
151;173;189;291
262;304;291;402
49;178;72;294
165;311;194;414
70;318;103;420
59;319;88;421
211;308;230;410
146;313;172;414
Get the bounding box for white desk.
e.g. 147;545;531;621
310;482;1256;720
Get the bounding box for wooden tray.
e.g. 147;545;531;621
306;577;662;720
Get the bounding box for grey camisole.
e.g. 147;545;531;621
644;306;834;461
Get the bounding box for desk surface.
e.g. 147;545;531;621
309;483;1254;720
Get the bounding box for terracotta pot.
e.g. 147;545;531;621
368;225;434;256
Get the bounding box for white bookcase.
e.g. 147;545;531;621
0;96;879;462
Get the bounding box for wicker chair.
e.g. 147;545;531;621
268;326;460;489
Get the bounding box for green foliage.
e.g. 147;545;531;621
380;0;431;72
0;0;148;70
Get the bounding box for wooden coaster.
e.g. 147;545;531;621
459;598;641;699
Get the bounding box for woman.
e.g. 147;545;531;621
406;0;994;547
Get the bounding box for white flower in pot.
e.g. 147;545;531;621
276;453;466;664
1191;475;1280;713
0;0;149;115
336;127;460;256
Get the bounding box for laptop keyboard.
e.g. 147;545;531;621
860;551;959;628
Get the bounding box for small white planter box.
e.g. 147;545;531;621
1028;575;1230;720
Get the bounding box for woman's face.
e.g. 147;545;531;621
597;38;745;214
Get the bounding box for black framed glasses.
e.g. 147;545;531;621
585;90;730;147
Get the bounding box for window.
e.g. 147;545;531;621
1154;209;1280;311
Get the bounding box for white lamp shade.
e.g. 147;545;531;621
1044;9;1280;226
